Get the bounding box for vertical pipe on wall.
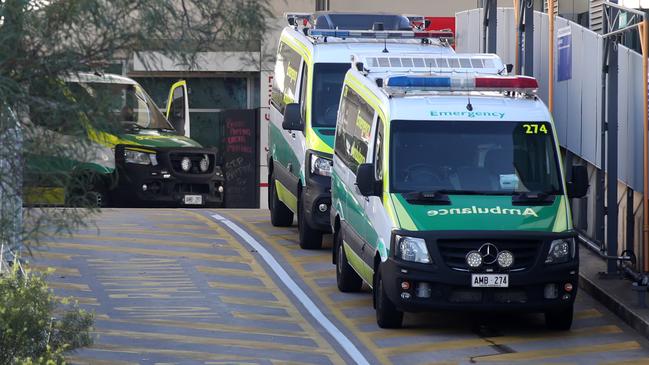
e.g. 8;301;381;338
606;37;619;275
514;0;521;74
640;16;649;272
548;0;555;112
524;0;535;76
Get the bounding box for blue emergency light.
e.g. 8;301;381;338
386;76;451;88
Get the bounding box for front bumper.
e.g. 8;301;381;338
113;145;225;207
303;173;332;232
382;230;579;313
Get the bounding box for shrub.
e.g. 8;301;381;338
0;265;93;365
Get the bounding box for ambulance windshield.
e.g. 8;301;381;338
311;63;350;128
390;120;562;195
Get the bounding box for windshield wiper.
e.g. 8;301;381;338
512;190;559;205
403;191;451;205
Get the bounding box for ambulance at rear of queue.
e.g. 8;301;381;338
330;51;589;329
268;12;455;249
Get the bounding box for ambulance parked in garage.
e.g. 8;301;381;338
268;12;454;249
330;52;589;329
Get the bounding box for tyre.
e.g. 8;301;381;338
67;171;110;208
298;192;323;249
336;229;363;292
269;171;293;227
545;305;573;331
375;268;403;329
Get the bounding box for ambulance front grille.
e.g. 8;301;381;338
436;239;542;271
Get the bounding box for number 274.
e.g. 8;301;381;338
524;124;548;134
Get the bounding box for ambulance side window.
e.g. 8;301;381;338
299;63;309;124
271;42;302;114
335;86;372;174
374;118;384;181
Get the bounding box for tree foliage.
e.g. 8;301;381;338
0;265;94;365
0;0;273;250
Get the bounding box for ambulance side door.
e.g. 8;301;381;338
166;80;190;137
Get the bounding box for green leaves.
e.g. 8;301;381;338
0;266;94;365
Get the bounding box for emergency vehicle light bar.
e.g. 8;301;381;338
384;75;539;93
353;53;505;75
307;29;454;39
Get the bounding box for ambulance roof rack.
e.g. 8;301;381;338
285;12;312;27
306;29;454;44
351;53;506;75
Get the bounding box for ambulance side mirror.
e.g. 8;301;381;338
567;165;589;199
506;64;514;73
356;163;378;196
282;103;303;132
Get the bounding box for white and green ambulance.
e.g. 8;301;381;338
268;12;454;249
330;52;589;329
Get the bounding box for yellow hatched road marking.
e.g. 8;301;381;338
156;223;211;230
96;228;219;240
228;213;393;365
54;296;100;306
51;234;224;250
184;210;346;364
196;265;254;277
303;268;335;279
29;265;80;276
574;308;602;320
48;282;91;292
103;317;307;338
381;325;623;356
45;242;252;263
220;295;287;309
477;340;641;362
33;251;75;260
89;343;312;363
335;297;373;309
108;293;203;299
65;356;137;365
105;287;199;293
93;328;332;356
208;281;270;293
231;311;297;323
601;359;649;365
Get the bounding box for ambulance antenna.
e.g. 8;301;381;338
372;22;389;53
465;70;473;111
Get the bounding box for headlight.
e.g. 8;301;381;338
545;238;575;264
181;157;192;172
396;236;431;264
199;154;210;172
310;154;332;177
124;149;153;165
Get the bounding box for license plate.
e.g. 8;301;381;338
471;274;509;288
184;195;203;205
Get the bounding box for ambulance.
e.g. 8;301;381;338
330;52;589;329
25;73;224;207
268;12;454;249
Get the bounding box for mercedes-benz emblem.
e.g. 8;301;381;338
479;243;499;265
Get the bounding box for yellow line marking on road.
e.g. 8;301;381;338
65;356;138;365
104;317;307;338
93;328;332;355
105;287;199;293
157;223;212;230
231;311;297;323
54;296;100;306
29;265;81;277
208;281;270;293
48;282;91;292
477;340;641;362
96;228;219;240
304;268;335;279
197;265;254;277
220;296;287;309
184;210;346;364
351;315;376;326
574;308;602;320
96;275;192;281
381;325;623;356
227;213;392;365
108;293;203;299
33;251;74;260
601;359;649;365
334;297;372;309
45;242;252;264
52;234;224;250
89;343;291;363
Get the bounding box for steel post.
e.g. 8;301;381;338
607;36;620;274
483;0;498;54
523;0;534;76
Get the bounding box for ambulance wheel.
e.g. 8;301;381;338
545;305;573;331
375;268;403;329
336;229;362;292
298;192;323;250
269;171;293;227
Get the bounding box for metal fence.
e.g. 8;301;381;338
457;8;645;192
